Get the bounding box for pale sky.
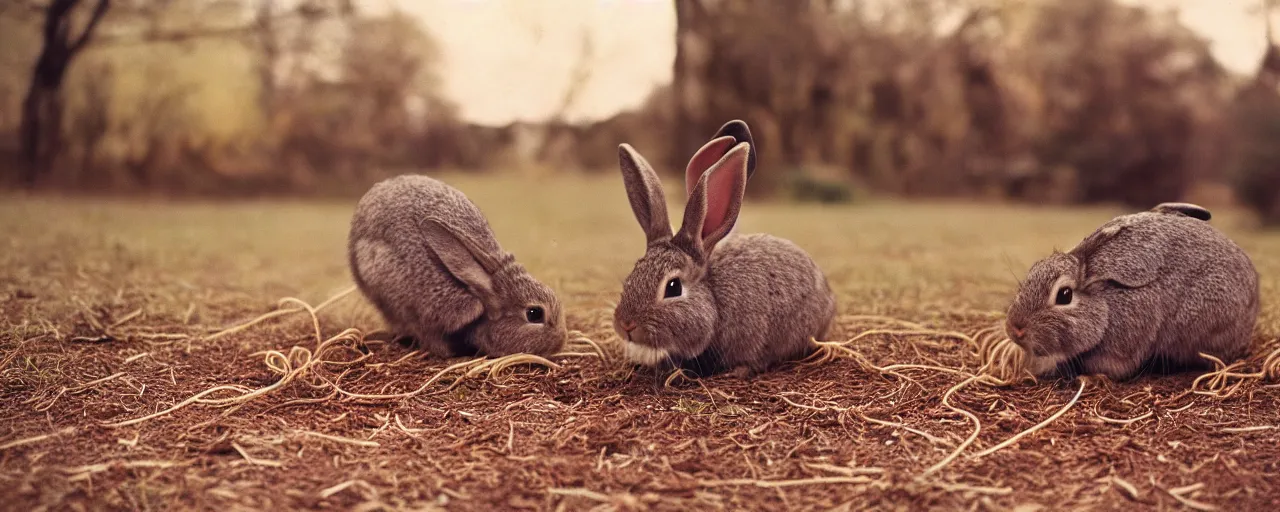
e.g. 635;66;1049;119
371;0;1273;126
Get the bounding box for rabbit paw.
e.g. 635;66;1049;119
728;365;756;380
1023;353;1063;378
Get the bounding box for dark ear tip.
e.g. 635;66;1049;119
1152;202;1211;221
716;120;752;143
713;120;757;176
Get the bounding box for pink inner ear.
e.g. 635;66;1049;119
685;136;737;197
701;146;748;240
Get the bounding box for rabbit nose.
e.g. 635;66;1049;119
1006;319;1026;338
620;320;637;332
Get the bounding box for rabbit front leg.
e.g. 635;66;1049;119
1022;353;1063;378
405;327;457;358
727;365;756;380
1078;348;1145;381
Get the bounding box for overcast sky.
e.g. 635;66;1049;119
370;0;1274;126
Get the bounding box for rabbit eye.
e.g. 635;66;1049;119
525;306;545;323
663;277;682;299
1054;287;1073;306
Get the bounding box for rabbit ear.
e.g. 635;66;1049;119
677;142;750;256
1075;223;1163;289
684;120;758;196
685;136;737;197
619;144;673;244
423;218;501;306
712;119;757;179
1151;202;1211;221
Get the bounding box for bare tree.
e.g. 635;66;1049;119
18;0;111;185
535;28;596;166
253;0;280;122
1228;0;1280;224
550;29;595;123
1259;0;1280;88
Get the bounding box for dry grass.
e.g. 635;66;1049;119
2;174;1280;510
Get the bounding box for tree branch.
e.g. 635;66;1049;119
43;0;76;45
93;23;254;46
549;28;594;122
88;8;321;48
1267;0;1274;46
69;0;112;53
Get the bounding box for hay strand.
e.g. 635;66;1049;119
843;328;976;347
1263;343;1280;381
203;286;356;342
68;372;126;394
0;427;76;451
1220;425;1277;433
860;414;950;445
105;283;567;427
974;328;1032;385
547;488;614;502
921;376;984;476
698;476;874;488
971;378;1086;459
1160;484;1219;511
1108;476;1141;500
298;430;380;448
1191;353;1264;399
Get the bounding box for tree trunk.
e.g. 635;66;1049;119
19;84;59;184
17;0;111;186
672;0;711;172
255;0;280;124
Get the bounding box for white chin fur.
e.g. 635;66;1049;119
625;342;669;367
1024;352;1068;376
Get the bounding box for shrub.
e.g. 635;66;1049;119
781;167;859;204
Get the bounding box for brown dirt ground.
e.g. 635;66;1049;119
3;176;1279;511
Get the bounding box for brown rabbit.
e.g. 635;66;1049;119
612;122;837;377
1005;203;1260;380
348;175;567;358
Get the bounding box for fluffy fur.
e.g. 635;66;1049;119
348;175;567;358
1006;202;1260;380
612;120;837;377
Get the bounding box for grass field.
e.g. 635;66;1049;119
2;174;1279;511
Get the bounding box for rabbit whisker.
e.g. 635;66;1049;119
1001;252;1023;288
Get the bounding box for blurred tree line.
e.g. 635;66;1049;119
671;0;1242;208
0;0;482;194
1;0;1279;222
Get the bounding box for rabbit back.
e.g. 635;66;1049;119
1147;213;1258;364
348;175;499;353
694;233;836;373
1078;210;1258;375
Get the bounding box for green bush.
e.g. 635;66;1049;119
781;168;859;204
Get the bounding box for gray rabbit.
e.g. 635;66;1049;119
612;120;837;377
1005;202;1260;380
348;175;567;358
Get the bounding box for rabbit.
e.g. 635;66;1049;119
348;174;567;358
1005;202;1260;380
611;121;837;377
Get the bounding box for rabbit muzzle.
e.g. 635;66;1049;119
613;316;649;345
1005;319;1027;343
1006;322;1054;357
